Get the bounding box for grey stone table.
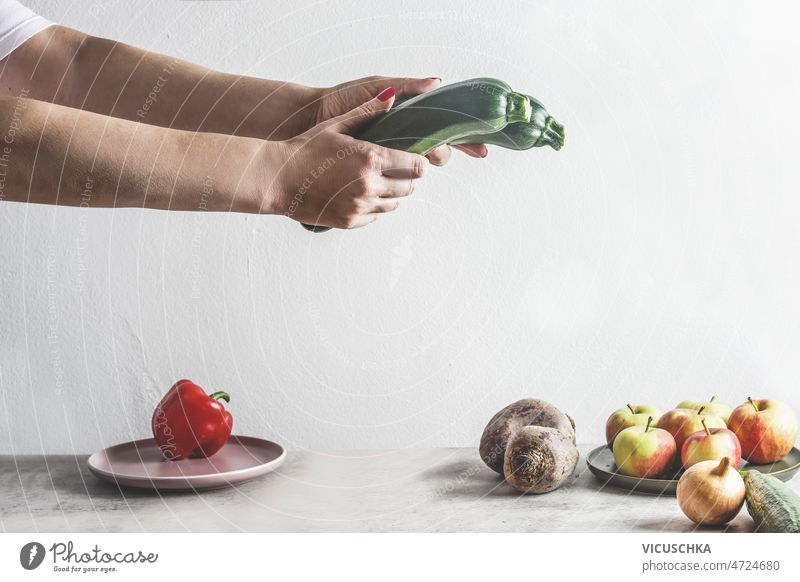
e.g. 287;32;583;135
2;445;796;533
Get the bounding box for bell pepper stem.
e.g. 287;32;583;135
209;391;230;403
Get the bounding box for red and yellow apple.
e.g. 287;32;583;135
676;395;733;423
612;417;677;478
605;404;662;447
681;419;742;469
728;397;798;464
656;407;726;452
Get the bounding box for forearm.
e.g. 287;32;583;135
1;25;319;140
0;94;268;212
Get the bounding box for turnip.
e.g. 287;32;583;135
479;398;575;474
503;426;579;493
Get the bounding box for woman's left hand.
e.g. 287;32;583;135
310;76;489;164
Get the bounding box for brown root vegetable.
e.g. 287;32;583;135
479;398;576;474
503;426;580;494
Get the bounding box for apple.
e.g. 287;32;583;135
728;397;798;464
605;404;662;447
656;407;726;452
681;419;742;469
612;416;677;478
676;395;733;423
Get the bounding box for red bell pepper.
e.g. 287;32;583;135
151;379;233;460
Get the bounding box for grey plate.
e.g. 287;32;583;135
587;445;800;495
88;435;286;491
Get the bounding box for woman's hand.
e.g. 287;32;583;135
311;76;489;163
265;87;428;229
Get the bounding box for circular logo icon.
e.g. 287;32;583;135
19;542;46;570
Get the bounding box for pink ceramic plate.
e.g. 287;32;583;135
87;435;286;491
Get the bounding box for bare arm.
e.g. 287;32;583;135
0;25;488;159
0;22;461;228
0;25;319;140
0;93;266;211
0;89;428;229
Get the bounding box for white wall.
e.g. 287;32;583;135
2;0;800;455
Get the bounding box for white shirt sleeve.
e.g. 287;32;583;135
0;0;52;60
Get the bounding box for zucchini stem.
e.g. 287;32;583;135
534;117;565;151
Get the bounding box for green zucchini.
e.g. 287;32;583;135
303;78;531;232
356;77;532;155
743;470;800;533
301;223;334;232
450;95;564;151
303;78;561;232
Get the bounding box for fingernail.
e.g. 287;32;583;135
428;77;442;81
377;87;396;102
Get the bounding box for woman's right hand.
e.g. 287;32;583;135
265;87;429;229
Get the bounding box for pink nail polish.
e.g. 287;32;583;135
377;86;396;101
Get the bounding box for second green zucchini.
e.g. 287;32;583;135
356;77;532;155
